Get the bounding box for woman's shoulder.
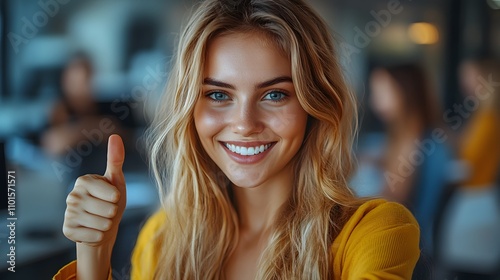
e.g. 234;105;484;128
134;209;166;249
344;198;418;231
332;198;420;279
334;198;419;246
131;209;167;279
140;209;167;232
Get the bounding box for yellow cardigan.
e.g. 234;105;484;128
460;109;500;187
54;199;420;279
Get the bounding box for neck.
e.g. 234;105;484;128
231;165;294;234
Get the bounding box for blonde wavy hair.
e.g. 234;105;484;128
146;0;361;278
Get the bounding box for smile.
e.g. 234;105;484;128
223;142;273;156
219;141;276;164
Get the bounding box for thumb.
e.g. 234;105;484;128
104;134;125;188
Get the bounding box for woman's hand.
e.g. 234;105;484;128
62;134;127;279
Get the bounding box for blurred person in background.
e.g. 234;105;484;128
40;53;135;178
458;57;500;189
436;57;500;280
369;64;453;276
41;53;119;156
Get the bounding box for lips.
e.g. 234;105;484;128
223;142;272;156
220;141;276;164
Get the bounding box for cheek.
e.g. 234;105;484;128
194;102;225;142
269;105;308;141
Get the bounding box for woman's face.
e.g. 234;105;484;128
369;69;404;124
194;32;308;189
62;59;94;111
459;61;480;97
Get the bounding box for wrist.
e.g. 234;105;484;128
76;241;115;280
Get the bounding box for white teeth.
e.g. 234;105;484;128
224;143;272;156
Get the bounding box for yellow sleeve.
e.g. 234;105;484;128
332;199;420;280
131;210;166;280
52;260;112;280
53;261;77;280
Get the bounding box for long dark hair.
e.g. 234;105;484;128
385;64;440;129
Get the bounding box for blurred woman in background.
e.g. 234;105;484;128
458;57;500;189
436;57;500;279
369;64;452;261
42;54;102;156
40;53;136;181
41;54;133;158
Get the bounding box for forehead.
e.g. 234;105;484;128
203;32;291;82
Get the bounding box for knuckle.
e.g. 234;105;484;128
74;175;88;186
64;208;77;221
62;226;74;240
65;193;81;207
63;214;77;229
75;174;98;187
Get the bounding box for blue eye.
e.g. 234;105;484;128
207;91;230;102
263;91;287;102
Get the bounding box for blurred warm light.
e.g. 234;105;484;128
487;0;500;9
408;22;439;45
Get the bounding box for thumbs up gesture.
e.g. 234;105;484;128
63;134;127;247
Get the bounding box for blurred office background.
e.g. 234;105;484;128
0;0;499;279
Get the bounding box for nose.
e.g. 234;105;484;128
231;103;264;137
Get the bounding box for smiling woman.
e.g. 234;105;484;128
54;0;420;279
195;32;308;189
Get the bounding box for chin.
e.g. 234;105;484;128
226;175;264;189
229;180;262;189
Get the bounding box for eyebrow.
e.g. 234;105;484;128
203;76;293;90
